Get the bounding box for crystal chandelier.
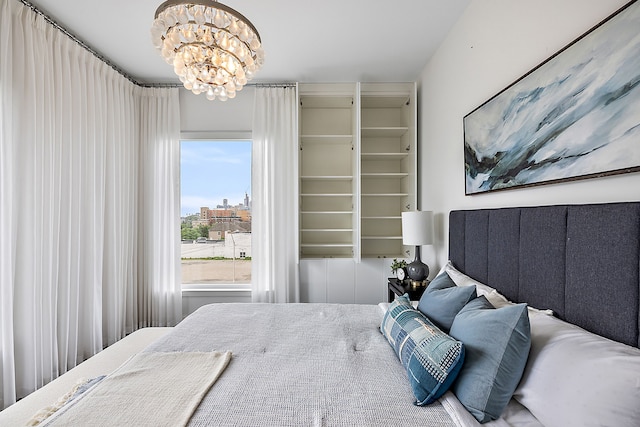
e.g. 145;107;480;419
151;0;264;101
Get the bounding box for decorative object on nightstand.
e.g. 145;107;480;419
401;211;434;282
410;280;423;291
388;277;430;302
390;258;408;280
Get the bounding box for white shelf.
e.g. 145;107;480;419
302;211;353;215
361;152;409;160
361;193;409;197
361;173;409;178
361;127;408;137
361;236;402;240
301;229;353;232
301;176;352;181
300;135;352;144
299;96;353;109
300;243;354;248
361;95;410;109
300;193;353;197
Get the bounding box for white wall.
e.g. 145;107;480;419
418;0;640;271
180;86;254;135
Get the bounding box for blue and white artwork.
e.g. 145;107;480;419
464;1;640;195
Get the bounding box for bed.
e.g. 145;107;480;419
1;202;639;426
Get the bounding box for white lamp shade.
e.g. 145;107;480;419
402;211;434;246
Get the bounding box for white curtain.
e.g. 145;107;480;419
137;88;182;327
251;87;300;303
0;0;181;408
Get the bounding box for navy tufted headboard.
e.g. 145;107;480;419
449;202;640;348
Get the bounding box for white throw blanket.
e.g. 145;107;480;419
42;351;231;427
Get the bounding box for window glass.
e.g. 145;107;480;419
180;140;251;285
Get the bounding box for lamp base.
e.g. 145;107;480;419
407;260;429;282
407;246;429;282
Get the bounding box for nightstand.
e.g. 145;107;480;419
388;278;429;302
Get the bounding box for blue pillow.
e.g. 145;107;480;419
449;296;531;423
380;294;465;406
417;271;477;332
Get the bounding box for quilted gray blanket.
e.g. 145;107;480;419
145;303;460;427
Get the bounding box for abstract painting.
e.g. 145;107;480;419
464;0;640;195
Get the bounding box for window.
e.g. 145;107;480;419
180;140;251;286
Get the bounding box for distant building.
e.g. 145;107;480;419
224;231;251;258
196;198;252;235
208;230;223;240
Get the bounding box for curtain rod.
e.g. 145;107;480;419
136;82;298;89
17;0;295;90
19;0;142;86
251;83;297;88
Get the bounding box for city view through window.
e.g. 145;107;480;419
181;140;251;285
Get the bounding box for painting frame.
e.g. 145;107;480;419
463;0;640;195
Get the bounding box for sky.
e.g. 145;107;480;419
180;140;252;217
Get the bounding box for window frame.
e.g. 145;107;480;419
180;132;253;292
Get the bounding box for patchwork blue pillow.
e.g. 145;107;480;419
449;296;531;423
380;294;465;406
417;271;477;332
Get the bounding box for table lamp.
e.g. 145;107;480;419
401;211;434;282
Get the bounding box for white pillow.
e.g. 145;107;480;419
513;309;640;427
442;261;553;315
441;261;511;307
440;262;492;293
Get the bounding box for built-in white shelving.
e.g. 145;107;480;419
298;82;416;260
299;84;357;259
359;83;417;259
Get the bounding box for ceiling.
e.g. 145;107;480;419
26;0;470;85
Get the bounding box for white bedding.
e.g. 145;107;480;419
141;303;538;426
142;303;459;426
0;328;172;427
42;351;231;426
24;303;543;426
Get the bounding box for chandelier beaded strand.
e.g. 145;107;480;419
151;0;264;101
